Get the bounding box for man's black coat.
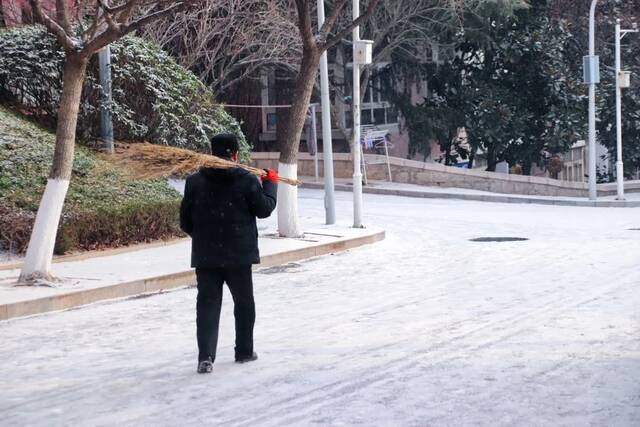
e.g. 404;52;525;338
180;168;277;268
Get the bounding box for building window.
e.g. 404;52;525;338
266;113;277;132
344;106;397;128
374;108;385;124
387;107;398;124
345;111;352;128
345;70;398;127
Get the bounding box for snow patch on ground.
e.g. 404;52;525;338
1;189;639;426
0;249;19;263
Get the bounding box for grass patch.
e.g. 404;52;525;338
0;105;183;255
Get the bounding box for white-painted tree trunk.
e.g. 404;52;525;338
19;179;70;282
277;162;303;238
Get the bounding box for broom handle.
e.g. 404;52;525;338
228;161;302;186
118;143;302;186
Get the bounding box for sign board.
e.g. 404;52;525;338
619;71;631;89
583;55;600;84
354;40;373;65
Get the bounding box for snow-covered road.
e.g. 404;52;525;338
1;189;639;426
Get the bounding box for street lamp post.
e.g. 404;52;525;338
317;0;336;225
309;103;320;182
99;45;114;154
352;0;364;228
613;19;638;200
585;0;599;200
351;3;372;228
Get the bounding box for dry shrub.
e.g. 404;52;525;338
0;204;35;254
548;156;564;179
0;105;185;257
0;200;183;256
55;201;183;254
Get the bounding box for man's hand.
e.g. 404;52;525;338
261;169;279;184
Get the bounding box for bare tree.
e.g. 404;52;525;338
0;0;26;26
327;0;465;145
19;0;195;283
143;0;301;96
275;0;380;237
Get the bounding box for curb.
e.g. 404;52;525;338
0;238;190;271
0;230;385;321
301;182;640;208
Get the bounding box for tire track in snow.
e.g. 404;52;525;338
208;281;629;426
276;277;637;427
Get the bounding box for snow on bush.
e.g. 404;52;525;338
0;105;183;255
0;25;250;157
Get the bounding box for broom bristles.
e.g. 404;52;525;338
110;143;302;186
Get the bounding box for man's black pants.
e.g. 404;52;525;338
195;266;255;362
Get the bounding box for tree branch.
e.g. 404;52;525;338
55;0;72;34
116;0;140;24
29;0;78;51
123;1;188;33
84;1;190;54
295;0;315;49
321;0;381;52
97;0;132;14
318;0;347;42
97;0;122;32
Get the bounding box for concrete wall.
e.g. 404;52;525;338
598;180;640;196
250;152;640;197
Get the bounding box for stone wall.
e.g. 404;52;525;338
250;152;596;197
250;152;640;197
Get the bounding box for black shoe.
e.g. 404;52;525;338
235;352;258;364
197;357;213;374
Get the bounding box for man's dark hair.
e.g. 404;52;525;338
210;134;240;159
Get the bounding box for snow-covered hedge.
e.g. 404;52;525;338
0;25;249;156
0;105;183;255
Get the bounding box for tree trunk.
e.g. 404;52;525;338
19;54;88;283
275;69;295;152
0;2;5;28
280;48;320;165
277;47;320;238
486;146;497;172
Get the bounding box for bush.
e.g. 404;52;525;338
510;164;523;175
56;200;182;254
0;25;250;158
0;204;35;254
0;105;183;255
547;156;564;179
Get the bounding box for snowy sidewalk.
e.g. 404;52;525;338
302;177;640;207
0;222;384;320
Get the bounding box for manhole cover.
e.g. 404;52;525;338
470;237;529;242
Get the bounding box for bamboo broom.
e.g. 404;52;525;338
110;143;302;186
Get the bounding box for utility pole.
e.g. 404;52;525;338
310;103;319;182
614;19;638;200
317;0;336;225
352;1;372;228
99;45;114;154
585;0;600;200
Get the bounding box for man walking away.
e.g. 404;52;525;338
180;134;278;374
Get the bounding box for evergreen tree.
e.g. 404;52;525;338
390;0;588;174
